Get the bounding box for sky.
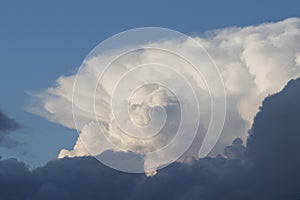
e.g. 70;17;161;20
1;0;300;167
1;1;300;198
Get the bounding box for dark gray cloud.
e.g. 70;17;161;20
0;111;19;132
0;78;300;199
0;110;20;148
0;156;143;200
245;78;300;199
224;138;246;160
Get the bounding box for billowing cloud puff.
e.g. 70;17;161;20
29;18;300;171
3;78;300;199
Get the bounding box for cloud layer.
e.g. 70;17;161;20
30;18;300;171
3;78;300;199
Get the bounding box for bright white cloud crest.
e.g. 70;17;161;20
30;18;300;173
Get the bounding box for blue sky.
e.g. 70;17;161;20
1;0;300;167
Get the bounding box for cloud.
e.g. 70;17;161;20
245;78;300;199
0;110;20;148
224;138;246;160
2;78;300;199
29;18;300;171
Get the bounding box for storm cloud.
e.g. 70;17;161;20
1;78;300;199
29;18;300;167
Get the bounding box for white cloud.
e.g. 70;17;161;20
29;18;300;171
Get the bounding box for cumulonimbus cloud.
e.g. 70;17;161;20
28;18;300;171
4;78;300;199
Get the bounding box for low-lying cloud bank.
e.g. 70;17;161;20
2;78;300;200
29;18;300;163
